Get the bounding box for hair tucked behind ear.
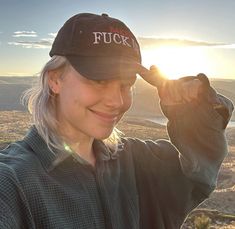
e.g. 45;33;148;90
22;55;122;154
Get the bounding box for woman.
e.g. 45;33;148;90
0;13;233;229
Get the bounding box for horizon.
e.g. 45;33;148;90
0;0;235;79
0;75;235;82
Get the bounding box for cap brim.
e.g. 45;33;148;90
67;56;141;80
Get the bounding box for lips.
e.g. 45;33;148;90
89;109;119;123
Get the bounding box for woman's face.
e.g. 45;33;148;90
52;65;136;141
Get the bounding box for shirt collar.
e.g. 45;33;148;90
24;126;121;172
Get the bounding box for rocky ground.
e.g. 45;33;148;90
0;111;235;228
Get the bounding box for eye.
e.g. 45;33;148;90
96;80;107;85
87;79;107;86
121;77;136;89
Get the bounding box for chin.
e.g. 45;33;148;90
90;127;113;140
94;132;113;140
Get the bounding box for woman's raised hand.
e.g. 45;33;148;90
138;65;208;106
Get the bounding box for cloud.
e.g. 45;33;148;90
5;72;31;76
13;31;37;37
9;34;235;50
8;39;52;49
214;44;235;49
138;37;228;49
8;31;56;49
48;33;57;38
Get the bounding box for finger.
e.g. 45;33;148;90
190;80;202;100
181;79;202;101
159;80;183;105
196;73;211;99
181;82;191;102
167;80;183;102
150;65;158;72
137;65;165;88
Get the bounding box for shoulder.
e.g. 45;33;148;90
120;137;180;169
0;145;23;200
0;141;41;185
121;138;198;202
0;143;36;228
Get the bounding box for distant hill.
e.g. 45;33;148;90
0;76;36;111
0;84;29;110
0;80;9;84
128;78;235;120
0;76;35;85
127;78;162;117
210;80;235;109
0;76;234;120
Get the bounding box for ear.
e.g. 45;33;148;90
48;69;63;94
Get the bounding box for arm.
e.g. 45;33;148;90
0;162;32;229
133;67;233;227
161;91;232;192
0;198;18;228
138;66;234;192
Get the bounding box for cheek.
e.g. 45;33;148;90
56;84;81;115
122;90;133;111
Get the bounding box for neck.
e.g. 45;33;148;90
59;124;95;166
59;129;96;166
68;140;96;167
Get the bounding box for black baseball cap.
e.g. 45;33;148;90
49;13;142;80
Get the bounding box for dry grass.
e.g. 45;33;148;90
0;111;31;144
117;116;168;140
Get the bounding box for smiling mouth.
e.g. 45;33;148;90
89;109;119;123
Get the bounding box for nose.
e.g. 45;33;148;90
103;83;124;109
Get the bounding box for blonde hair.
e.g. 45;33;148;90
23;55;122;154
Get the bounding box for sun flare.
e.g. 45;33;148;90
142;46;212;79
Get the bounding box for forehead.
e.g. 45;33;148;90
66;65;136;84
67;64;137;83
105;75;137;84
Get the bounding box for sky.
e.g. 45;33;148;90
0;0;235;79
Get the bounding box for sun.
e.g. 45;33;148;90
141;46;212;79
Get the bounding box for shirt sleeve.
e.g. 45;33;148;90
0;199;18;228
0;162;32;228
126;87;233;227
160;87;234;191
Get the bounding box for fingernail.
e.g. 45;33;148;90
150;65;158;71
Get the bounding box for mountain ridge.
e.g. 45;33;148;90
0;76;234;120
